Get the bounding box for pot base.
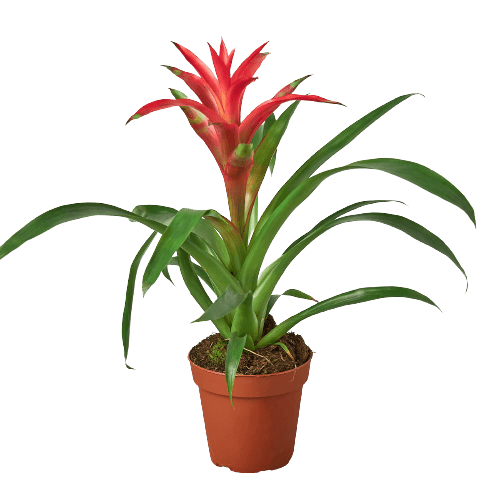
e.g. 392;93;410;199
211;456;291;473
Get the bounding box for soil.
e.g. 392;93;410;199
188;314;313;375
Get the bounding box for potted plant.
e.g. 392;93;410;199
0;39;475;473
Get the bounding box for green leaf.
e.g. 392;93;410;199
203;213;246;274
225;331;247;408
251;93;421;245
263;113;277;174
187;231;219;263
0;201;242;306
253;201;397;316
132;205;177;225
142;208;209;295
284;200;402;254
250;124;264;149
161;260;173;284
287;211;467;281
165;256;216;293
129;205;229;292
239;167;330;290
254;200;405;315
325;158;475;226
247;195;259;244
0;202;231;367
256;286;439;348
231;291;259;343
183;233;245;296
0;202;167;261
134;205;231;267
274;342;294;360
177;248;231;338
193;286;249;323
122;232;157;369
262;112;277;135
249;112;277;152
188;263;218;295
244;102;301;242
242;112;278;244
265;289;318;319
268;151;277;175
253;200;467;318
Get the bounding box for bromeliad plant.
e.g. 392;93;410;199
0;39;475;406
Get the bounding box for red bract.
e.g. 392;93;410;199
126;39;343;234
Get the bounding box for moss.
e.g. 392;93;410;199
206;338;227;365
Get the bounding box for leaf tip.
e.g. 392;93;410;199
125;363;135;370
126;113;141;125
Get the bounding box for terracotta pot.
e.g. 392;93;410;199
188;351;313;473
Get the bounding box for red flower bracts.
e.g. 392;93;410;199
126;39;343;234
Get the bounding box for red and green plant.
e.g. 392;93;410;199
0;39;475;406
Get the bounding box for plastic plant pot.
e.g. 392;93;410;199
189;352;313;473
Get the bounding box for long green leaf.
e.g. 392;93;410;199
142;208;209;295
244;102;301;241
251;93;421;246
245;113;277;245
225;331;247;408
253;201;466;318
252;158;477;289
132;207;223;285
132;204;177;225
183;234;245;296
177;248;231;338
174;231;245;314
247;195;259;245
0;202;167;261
0;201;241;312
134;204;231;266
259;288;317;340
253;200;387;319
160;258;173;284
186;232;220;267
288;212;467;279
265;288;318;319
322;158;475;225
230;291;259;343
165;256;216;293
249;113;277;151
192;286;249;323
256;286;439;348
239;168;330;290
283;200;401;254
122;232;157;369
203;214;246;274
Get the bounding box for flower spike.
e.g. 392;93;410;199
208;42;231;92
162;65;219;111
219;39;235;75
239;94;344;144
172;41;223;106
231;42;269;82
273;75;312;98
125;98;223;125
127;40;344;235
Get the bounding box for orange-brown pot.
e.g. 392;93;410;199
189;352;312;473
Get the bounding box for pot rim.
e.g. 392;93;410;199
187;350;313;378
